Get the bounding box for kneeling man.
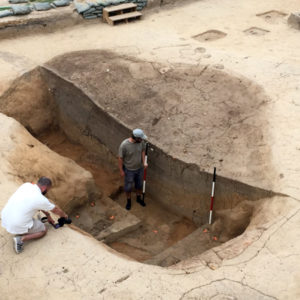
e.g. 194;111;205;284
1;176;68;254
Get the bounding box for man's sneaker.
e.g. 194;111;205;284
13;236;24;254
126;199;131;210
136;196;146;207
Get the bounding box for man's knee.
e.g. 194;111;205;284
124;173;134;192
36;227;47;238
124;183;133;193
135;168;144;190
27;219;47;235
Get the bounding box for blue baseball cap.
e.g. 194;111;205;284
133;128;147;140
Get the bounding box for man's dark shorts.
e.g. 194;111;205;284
124;167;143;192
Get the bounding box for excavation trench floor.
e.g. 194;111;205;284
111;193;198;262
38;129;207;263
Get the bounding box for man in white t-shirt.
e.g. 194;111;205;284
1;177;68;254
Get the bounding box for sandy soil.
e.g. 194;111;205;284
0;0;300;299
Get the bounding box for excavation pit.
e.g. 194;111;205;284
0;50;278;266
37;129;216;265
256;10;288;24
243;27;270;36
193;30;227;42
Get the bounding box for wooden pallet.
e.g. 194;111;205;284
103;3;142;26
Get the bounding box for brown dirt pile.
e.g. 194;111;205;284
3;121;99;212
44;50;274;188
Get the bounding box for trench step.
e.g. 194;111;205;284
103;4;142;26
94;197;142;243
96;212;142;243
104;2;137;13
145;226;220;267
107;11;142;25
71;196;142;244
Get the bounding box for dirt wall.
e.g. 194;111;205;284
43;50;275;194
0;52;279;225
39;66;276;225
0;68;57;135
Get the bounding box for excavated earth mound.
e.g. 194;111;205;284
0;50;278;223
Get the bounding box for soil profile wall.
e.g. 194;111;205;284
40;66;275;225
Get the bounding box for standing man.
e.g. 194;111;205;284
119;128;148;210
1;176;68;254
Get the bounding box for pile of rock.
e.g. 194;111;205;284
134;0;147;11
74;0;105;19
288;12;300;30
74;0;147;20
0;0;71;18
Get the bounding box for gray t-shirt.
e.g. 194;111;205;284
119;139;146;170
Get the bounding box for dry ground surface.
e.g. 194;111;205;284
0;0;300;299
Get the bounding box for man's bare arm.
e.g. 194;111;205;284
41;210;55;224
41;210;50;217
51;206;68;219
119;157;125;176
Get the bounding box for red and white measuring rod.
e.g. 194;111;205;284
142;143;149;202
209;167;217;225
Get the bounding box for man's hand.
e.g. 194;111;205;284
118;157;125;177
144;163;148;169
51;206;68;219
47;215;55;225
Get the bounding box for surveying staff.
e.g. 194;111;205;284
1;177;68;254
118;129;148;210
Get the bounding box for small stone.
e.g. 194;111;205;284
159;67;171;74
208;262;218;270
195;47;206;53
160;224;170;233
213;64;224;69
288;12;300;30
